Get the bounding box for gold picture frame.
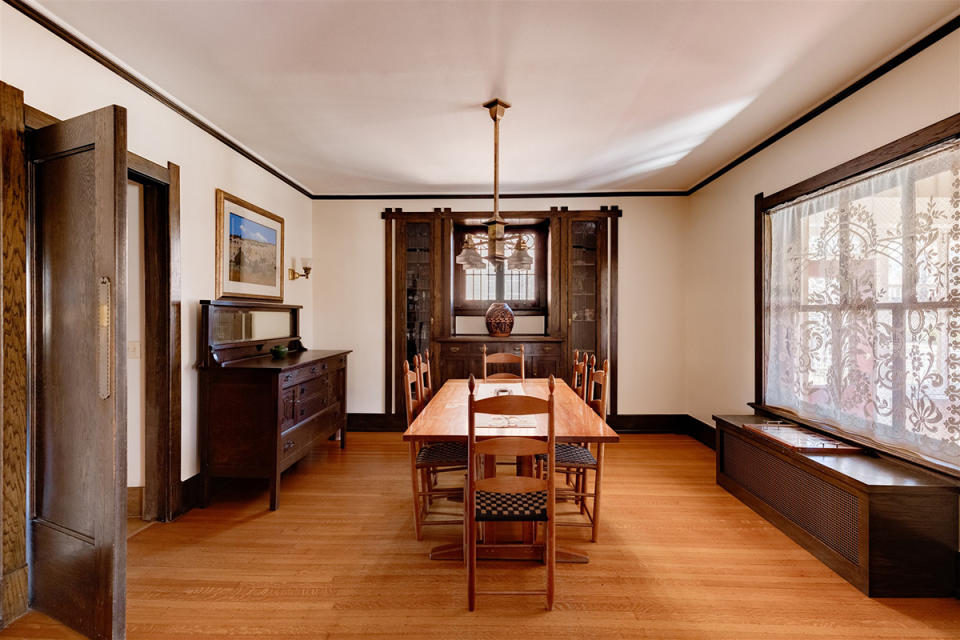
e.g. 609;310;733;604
215;189;285;301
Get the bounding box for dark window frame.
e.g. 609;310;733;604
754;112;960;479
453;222;548;315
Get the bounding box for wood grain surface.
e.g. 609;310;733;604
404;379;619;444
2;433;960;638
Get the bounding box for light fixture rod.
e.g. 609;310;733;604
484;98;510;222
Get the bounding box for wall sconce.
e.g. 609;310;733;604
288;257;313;280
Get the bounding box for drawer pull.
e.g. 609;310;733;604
310;366;318;374
450;346;461;353
284;374;293;383
283;440;296;452
513;346;522;351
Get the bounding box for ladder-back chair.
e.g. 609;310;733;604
406;356;465;540
466;375;556;611
482;344;525;380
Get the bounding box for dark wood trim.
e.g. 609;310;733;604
609;215;618;418
322;191;683;200
0;81;29;624
452;222;548;313
348;412;404;432
682;415;716;451
127;160;183;523
384;219;393;414
175;474;203;518
689;15;960;195
607;414;686;433
761;112;960;210
23;104;57;131
166;163;183;519
128;152;170;185
383;207;623;220
4;0;311;198
754;193;764;405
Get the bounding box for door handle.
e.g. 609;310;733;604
97;277;111;399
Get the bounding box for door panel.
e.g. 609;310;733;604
29;106;127;640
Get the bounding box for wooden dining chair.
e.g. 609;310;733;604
406;356;466;540
571;349;589;400
550;356;609;542
418;349;434;404
466;374;556;611
482;344;525;380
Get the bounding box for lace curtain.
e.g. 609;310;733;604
765;139;960;470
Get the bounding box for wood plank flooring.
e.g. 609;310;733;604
2;433;960;639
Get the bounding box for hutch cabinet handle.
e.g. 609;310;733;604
284;374;293;383
283;440;296;452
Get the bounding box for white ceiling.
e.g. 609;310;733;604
36;0;960;195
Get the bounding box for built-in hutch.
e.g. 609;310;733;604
198;300;349;510
384;206;618;420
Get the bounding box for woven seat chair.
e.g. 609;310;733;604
538;356;609;542
466;374;556;611
406;356;465;540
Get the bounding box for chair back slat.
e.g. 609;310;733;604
475;436;547;457
586;358;610;422
402;357;423;427
571;352;588;400
482;344;525;380
418;350;434;404
472;394;548;416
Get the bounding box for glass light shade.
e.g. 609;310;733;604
301;257;313;270
506;236;533;271
455;235;485;271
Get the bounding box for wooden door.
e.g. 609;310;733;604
28;106;127;639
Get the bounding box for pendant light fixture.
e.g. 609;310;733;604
482;98;510;262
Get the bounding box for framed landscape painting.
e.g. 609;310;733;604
215;189;284;301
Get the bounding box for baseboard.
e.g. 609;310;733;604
176;474;203;518
607;413;686;433
126;486;143;518
348;412;404;431
681;415;717;450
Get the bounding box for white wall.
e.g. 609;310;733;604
1;6;315;479
313;196;688;416
684;30;960;426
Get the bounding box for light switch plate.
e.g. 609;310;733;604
127;341;141;359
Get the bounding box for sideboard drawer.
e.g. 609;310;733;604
298;373;333;401
296;390;331;422
280;416;318;462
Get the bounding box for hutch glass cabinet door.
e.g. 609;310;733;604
404;221;432;364
569;220;600;360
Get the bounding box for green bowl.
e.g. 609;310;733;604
270;345;289;359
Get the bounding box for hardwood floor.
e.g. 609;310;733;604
3;433;960;639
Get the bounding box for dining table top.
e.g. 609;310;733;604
402;378;620;443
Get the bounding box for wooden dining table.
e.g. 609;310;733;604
402;377;620;563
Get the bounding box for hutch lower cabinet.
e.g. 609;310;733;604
198;300;349;510
434;337;562;385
